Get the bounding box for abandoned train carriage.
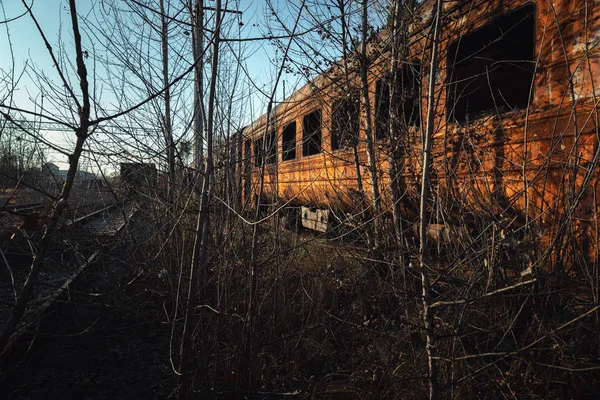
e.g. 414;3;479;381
240;0;600;256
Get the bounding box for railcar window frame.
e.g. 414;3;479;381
374;61;422;140
244;139;252;164
331;89;360;151
254;137;263;167
446;3;536;124
243;139;252;198
282;121;297;162
266;130;278;165
375;77;390;140
302;108;322;157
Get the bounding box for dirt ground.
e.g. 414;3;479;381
0;254;175;400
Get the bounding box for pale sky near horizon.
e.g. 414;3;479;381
0;0;310;168
0;0;348;172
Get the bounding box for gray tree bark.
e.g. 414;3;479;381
419;0;442;257
178;0;221;397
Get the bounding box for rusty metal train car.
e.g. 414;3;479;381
239;0;600;260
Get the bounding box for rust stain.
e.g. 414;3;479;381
238;0;600;263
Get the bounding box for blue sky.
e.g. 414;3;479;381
0;1;290;114
0;0;363;171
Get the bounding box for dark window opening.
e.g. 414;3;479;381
375;61;422;139
244;140;251;198
447;4;536;123
331;90;360;151
398;62;421;128
254;137;263;167
302;109;322;156
244;140;251;165
375;78;390;139
266;130;277;165
282;122;296;161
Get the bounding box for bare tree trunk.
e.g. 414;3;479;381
338;0;364;198
161;0;175;203
360;0;382;235
245;1;306;387
389;0;406;248
178;0;221;397
421;271;437;400
0;0;91;356
419;0;442;257
419;4;442;395
192;0;205;186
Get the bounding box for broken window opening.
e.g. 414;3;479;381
375;78;390;140
446;3;536;123
302;109;322;156
266;130;277;165
331;90;360;151
282;122;296;161
254;137;263;167
244;139;251;164
244;139;251;198
398;61;421;128
375;61;422;139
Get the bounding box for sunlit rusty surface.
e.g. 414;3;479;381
240;0;600;261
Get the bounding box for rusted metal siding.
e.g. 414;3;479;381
242;0;600;254
429;0;600;228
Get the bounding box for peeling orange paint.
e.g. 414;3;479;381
239;0;600;263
